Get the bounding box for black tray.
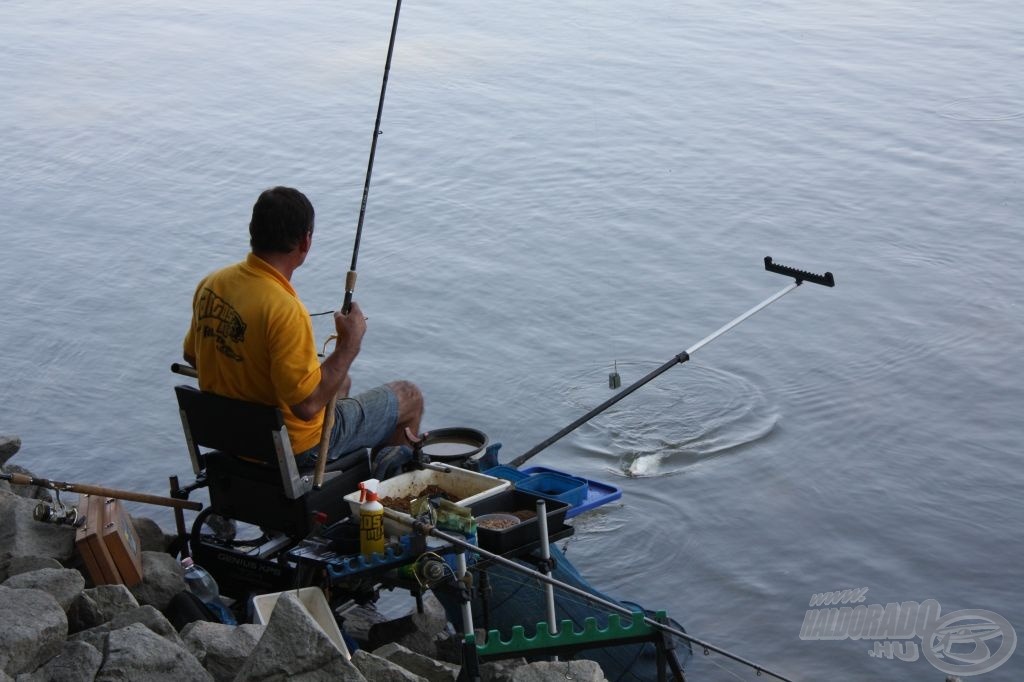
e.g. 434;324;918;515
469;489;571;554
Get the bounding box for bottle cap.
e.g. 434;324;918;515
359;478;381;503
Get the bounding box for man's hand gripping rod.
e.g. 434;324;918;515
507;257;835;468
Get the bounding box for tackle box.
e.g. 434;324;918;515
469;489;571;554
75;495;144;587
344;467;510;537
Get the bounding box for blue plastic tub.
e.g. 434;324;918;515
516;470;589;507
483;465;529;484
520;466;623;518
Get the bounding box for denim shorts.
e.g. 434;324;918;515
294;385;398;468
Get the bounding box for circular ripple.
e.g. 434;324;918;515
556;361;778;478
937;96;1024;122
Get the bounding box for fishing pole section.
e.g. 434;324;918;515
386;508;796;682
506;257;835;468
315;0;405;490
1;471;203;516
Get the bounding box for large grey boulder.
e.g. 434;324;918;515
3;568;85;612
351;649;428;681
2;556;62;582
233;591;365;681
13;640;102;682
369;592;451;660
0;465;51;502
95;622;213;682
0;586;67;677
341;602;389;641
128;550;185;610
66;625;109;654
0;490;75;563
478;658;529;682
130;514;171;552
181;621;265;682
372;642;459;682
110;604;185;647
70;603;185;651
67;583;139;633
509;660;607;682
0;436;21;466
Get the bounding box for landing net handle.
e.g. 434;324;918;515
507;257;835;468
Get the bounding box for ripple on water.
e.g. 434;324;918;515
555;362;778;478
936;96;1024;122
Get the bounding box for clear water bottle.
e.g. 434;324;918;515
181;557;236;625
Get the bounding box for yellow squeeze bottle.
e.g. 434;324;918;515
358;479;385;558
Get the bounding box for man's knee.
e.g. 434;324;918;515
387;380;423;419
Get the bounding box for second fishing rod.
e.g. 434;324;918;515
507;257;835;468
315;0;404;489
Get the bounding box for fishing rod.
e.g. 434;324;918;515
1;471;202;512
315;0;404;489
507;257;834;468
394;513;796;682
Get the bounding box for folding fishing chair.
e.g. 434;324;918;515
174;384;369;538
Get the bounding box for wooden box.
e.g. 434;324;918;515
74;495;143;587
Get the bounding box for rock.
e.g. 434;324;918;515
479;658;529;682
70;602;186;652
372;642;459;682
66;625;109;654
13;640;102;682
2;568;85;612
509;660;607;682
233;591;365;682
95;622;213;682
351;649;429;681
128;550;185;610
369;592;451;659
0;586;67;677
3;556;62;581
0;490;75;563
130;515;170;552
67;584;139;633
110;604;185;647
1;465;52;502
341;602;389;642
0;436;21;466
181;621;265;682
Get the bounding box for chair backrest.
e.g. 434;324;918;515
174;384;284;466
173;384;368;536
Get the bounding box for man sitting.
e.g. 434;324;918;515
182;186;423;469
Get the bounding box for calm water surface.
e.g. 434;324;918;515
2;2;1022;679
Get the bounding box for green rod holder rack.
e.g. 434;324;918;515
476;610;663;657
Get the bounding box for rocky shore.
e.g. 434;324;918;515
0;434;608;682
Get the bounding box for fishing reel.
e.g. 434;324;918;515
33;490;82;527
397;553;453;590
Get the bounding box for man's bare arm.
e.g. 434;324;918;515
290;301;366;421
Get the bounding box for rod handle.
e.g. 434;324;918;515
170;363;198;378
342;271;357;314
764;256;835;287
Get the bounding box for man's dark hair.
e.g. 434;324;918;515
249;187;315;253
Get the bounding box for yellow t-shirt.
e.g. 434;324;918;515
183;254;323;453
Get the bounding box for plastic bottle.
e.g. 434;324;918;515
181;557;236;625
359;478;386;558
